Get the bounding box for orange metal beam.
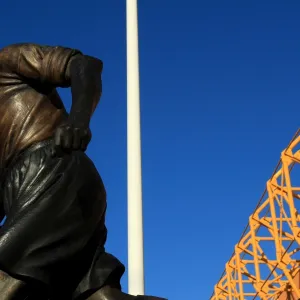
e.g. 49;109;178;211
278;271;300;300
210;130;300;300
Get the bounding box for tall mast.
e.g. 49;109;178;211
126;0;145;295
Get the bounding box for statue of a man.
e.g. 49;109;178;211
0;43;166;300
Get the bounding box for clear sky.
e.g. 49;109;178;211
1;1;300;299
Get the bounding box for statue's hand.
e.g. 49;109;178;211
51;124;92;157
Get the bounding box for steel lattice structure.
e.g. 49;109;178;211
210;130;300;300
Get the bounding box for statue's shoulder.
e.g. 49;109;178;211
0;43;56;55
0;43;32;58
0;43;48;74
0;42;31;51
0;43;22;66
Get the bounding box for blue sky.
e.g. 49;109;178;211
1;1;300;299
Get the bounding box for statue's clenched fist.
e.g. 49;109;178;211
51;124;92;156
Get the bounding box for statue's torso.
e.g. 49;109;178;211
0;70;67;167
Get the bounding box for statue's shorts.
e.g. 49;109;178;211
0;139;125;299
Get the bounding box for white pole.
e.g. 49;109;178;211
126;0;145;296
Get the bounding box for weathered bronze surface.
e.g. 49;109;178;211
0;271;27;300
0;44;79;168
0;43;167;300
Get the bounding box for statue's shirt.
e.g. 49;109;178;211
0;43;81;168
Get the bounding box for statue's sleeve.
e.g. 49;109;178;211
0;43;82;87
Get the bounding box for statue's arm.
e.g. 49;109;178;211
0;43;81;87
55;52;103;153
0;43;103;153
66;54;103;130
0;43;102;120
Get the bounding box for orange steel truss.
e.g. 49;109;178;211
210;130;300;300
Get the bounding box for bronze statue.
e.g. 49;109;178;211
0;43;166;300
